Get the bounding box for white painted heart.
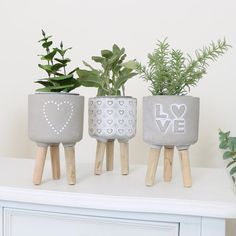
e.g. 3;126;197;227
107;100;113;106
171;104;186;118
43;100;74;135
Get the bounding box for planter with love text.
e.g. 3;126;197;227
88;96;137;175
143;96;200;188
28;93;84;185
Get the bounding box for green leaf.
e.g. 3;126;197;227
38;35;52;43
101;50;113;58
56;47;72;57
114;72;137;90
38;64;52;73
82;61;99;72
36;84;74;92
51;63;64;73
92;56;105;63
226;160;236;168
78;77;101;87
112;44;120;54
230;166;236;175
122;60;138;70
76;68;101;87
42;41;53;48
223;151;236;159
49;74;73;81
35;81;53;87
54;58;71;64
219;141;228;149
41;50;57;61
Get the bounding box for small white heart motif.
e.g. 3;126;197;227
107;100;113;106
171;104;186;118
107;119;113;124
119;110;124;115
118;129;124;134
107;110;113;115
96;101;102;105
43;100;74;135
97;119;102;124
118;119;124;124
107;129;113;134
97;110;102;115
119;101;124;106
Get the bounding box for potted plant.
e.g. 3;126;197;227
136;38;231;187
76;44;137;175
28;30;84;185
219;130;236;192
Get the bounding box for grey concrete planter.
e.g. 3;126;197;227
28;93;84;185
143;96;200;188
88;96;137;175
143;96;199;150
88;96;137;142
28;93;84;146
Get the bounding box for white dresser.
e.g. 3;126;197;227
0;157;235;236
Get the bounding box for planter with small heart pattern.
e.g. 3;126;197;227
28;93;84;185
143;96;200;188
88;96;137;175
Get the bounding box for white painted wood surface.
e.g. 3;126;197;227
0;157;235;218
0;157;234;236
4;208;179;236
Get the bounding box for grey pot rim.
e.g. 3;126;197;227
31;92;83;97
90;96;135;99
143;95;199;99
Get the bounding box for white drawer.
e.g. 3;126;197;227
4;208;179;236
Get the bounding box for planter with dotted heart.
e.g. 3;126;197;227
28;93;84;185
143;96;199;188
88;96;137;175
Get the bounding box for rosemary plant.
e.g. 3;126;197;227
137;38;231;95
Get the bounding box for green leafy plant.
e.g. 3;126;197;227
137;38;231;95
76;44;137;96
219;130;236;184
35;30;79;92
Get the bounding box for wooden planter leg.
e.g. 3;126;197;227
179;149;192;188
164;146;174;182
64;145;76;185
50;145;60;180
106;140;114;171
120;142;129;175
94;141;106;175
33;146;48;185
145;147;161;186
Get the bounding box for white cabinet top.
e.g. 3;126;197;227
0;157;235;218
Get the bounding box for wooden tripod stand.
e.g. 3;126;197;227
145;146;192;187
33;144;76;185
94;140;129;175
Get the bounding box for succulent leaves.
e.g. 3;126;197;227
36;30;79;93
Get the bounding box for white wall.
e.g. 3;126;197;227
0;0;235;169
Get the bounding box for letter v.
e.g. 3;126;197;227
156;119;171;133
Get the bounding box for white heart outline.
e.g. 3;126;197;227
43;100;74;135
170;103;187;119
